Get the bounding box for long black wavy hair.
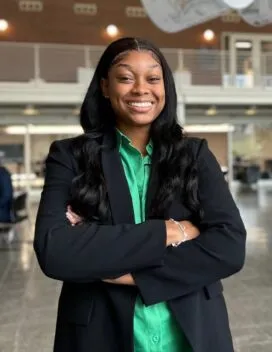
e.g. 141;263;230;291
70;37;201;222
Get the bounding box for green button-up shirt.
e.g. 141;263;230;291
117;130;191;352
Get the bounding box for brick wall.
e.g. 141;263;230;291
1;0;272;48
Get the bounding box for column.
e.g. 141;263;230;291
177;99;186;126
24;124;32;200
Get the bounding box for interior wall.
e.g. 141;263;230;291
31;134;60;161
187;132;228;167
233;127;272;170
0;0;272;48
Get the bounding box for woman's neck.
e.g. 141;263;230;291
116;124;150;155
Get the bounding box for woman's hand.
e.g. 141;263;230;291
66;205;83;226
180;220;200;240
103;274;135;285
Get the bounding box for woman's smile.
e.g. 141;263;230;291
126;100;154;113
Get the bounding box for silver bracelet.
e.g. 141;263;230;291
169;218;188;247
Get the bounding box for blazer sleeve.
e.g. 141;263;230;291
132;139;246;305
34;140;166;283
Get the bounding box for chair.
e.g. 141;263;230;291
240;165;260;185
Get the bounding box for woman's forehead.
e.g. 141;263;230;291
111;50;162;70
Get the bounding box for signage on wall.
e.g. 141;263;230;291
140;0;272;33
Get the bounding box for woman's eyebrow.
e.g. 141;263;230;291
115;63;160;70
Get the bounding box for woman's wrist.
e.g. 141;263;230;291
169;219;188;246
165;220;183;246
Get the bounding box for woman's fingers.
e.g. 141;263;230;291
66;206;83;225
66;212;76;226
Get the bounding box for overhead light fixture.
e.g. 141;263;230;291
245;106;257;116
185;124;234;133
205;106;217;116
5;125;83;135
203;29;215;42
72;106;81;116
106;24;119;37
222;0;254;10
235;41;252;49
0;19;8;32
22;105;39;116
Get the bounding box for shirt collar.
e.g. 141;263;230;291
116;129;153;156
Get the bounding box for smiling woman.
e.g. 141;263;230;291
34;37;246;352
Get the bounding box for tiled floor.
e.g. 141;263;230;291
0;191;271;352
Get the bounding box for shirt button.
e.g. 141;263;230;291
152;335;160;344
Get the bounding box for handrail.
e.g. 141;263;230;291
0;41;271;88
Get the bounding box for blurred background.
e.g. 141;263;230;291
0;1;271;351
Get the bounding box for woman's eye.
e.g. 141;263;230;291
118;76;133;82
148;77;161;83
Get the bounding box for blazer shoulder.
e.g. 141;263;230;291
185;137;207;160
51;135;83;151
47;135;84;172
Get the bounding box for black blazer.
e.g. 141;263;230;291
34;136;246;352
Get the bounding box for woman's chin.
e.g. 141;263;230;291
126;114;157;127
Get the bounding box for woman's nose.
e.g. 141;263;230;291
131;80;148;95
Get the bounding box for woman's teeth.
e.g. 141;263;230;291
128;102;152;107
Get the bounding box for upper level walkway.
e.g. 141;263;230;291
1;42;272;105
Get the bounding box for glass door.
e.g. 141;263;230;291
223;33;272;87
261;41;272;87
229;34;256;87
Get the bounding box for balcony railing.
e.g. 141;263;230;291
0;42;272;88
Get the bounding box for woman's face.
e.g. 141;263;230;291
101;50;165;129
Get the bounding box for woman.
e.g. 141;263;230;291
0;152;13;223
34;37;246;352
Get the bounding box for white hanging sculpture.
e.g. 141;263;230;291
222;0;254;9
140;0;228;33
140;0;272;33
240;0;272;26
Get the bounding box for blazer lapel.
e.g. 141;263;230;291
145;161;159;219
101;134;135;225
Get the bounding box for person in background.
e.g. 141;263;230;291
34;37;246;352
0;151;13;223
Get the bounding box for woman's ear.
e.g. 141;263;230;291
101;78;109;98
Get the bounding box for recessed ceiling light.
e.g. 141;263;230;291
22;105;39;116
0;19;8;32
205;106;217;116
106;24;119;37
203;29;215;42
245;106;257;116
